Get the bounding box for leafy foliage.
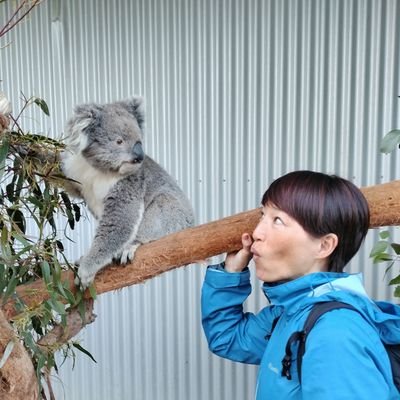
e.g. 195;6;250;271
370;230;400;297
0;2;96;397
0;95;92;396
375;126;400;297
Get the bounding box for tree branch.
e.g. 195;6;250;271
0;0;42;38
37;300;96;350
2;179;400;320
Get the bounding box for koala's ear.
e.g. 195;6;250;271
69;104;102;132
118;96;145;130
64;104;101;150
74;104;101;121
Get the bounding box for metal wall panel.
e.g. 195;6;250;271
1;0;399;399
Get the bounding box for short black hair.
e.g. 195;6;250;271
262;171;370;272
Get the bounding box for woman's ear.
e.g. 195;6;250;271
317;233;339;259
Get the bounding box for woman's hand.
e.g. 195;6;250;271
224;233;254;273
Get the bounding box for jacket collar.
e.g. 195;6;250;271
262;272;362;315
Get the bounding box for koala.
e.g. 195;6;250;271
61;97;195;288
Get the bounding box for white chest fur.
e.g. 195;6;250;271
62;152;121;219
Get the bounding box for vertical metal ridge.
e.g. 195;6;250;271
1;1;399;399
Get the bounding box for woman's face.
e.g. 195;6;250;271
250;204;328;282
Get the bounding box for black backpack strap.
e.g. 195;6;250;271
385;343;400;390
281;331;305;380
281;301;358;382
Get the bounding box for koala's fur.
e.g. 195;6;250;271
62;97;195;288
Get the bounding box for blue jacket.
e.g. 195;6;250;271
201;264;400;399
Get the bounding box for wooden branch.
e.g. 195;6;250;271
37;300;96;350
3;179;400;319
0;309;39;399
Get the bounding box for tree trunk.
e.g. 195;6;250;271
3;179;400;319
0;309;39;399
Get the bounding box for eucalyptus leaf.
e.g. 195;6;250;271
389;275;400;285
0;341;15;369
33;97;50;116
72;343;97;363
73;204;81;222
0;137;9;181
41;261;51;284
88;284;97;300
380;129;400;154
372;253;393;264
370;240;389;257
391;243;400;255
48;299;66;315
3;271;17;303
379;230;390;240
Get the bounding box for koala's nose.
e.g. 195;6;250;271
132;142;144;163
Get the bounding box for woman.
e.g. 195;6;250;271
202;171;400;399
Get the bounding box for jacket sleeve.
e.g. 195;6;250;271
201;264;280;365
301;308;395;400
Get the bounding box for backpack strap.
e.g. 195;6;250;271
386;343;400;390
281;301;358;382
265;315;281;340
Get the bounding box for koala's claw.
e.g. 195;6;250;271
75;262;97;290
119;243;140;265
76;269;96;290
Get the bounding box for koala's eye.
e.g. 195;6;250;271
116;138;123;145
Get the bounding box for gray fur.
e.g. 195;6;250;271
61;97;195;288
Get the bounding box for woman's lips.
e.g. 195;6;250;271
251;247;260;258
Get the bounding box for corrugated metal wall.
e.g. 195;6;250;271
1;0;400;399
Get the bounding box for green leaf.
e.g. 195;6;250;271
372;253;393;264
47;299;66;315
36;354;47;379
0;137;9;181
12;232;31;247
33;97;50;116
72;343;97;363
390;243;400;255
0;341;15;368
379;230;390;240
60;191;72;209
88;284;97;300
394;285;400;298
380;129;400;154
0;264;7;295
41;261;51;285
59;286;75;305
370;240;389;257
73;204;81;222
1;226;11;260
6;182;15;202
26;196;43;209
2;271;17;303
7;208;26;234
389;275;400;285
66;208;75;229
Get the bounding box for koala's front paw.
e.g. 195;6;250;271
119;243;140;265
75;258;100;289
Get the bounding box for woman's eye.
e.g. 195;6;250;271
273;216;283;225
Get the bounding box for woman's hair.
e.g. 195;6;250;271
262;171;370;272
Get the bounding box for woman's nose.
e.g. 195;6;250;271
252;222;264;241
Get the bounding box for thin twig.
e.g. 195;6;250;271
0;0;42;38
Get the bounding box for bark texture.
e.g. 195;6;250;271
0;309;39;400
